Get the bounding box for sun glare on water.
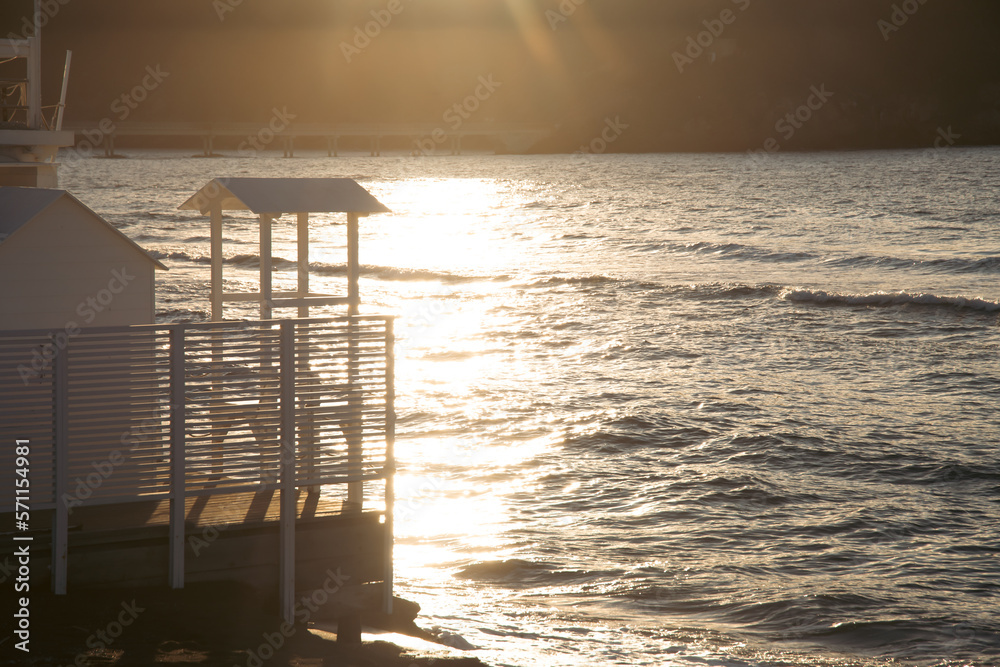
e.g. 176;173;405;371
365;178;518;275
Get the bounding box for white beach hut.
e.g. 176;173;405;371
0;187;166;331
0;181;398;637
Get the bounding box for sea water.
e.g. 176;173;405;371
61;149;1000;667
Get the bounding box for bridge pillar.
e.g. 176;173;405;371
103;133;116;158
283;136;294;158
202;135;215;158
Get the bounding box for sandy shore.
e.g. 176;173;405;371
3;582;490;666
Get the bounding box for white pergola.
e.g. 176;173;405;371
179;177;391;320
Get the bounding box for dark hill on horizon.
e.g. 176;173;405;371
3;0;999;152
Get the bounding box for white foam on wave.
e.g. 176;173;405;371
780;289;1000;312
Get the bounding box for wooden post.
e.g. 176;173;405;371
260;214;273;320
169;326;186;589
52;341;68;595
279;321;297;625
210;206;223;321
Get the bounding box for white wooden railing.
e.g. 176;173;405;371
0;316;395;620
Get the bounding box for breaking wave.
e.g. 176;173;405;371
822;254;1000;274
781;288;1000;313
147;250;482;283
658;240;1000;275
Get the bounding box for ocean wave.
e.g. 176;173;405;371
312;262;488;283
670;241;818;264
781;289;1000;313
155;307;209;323
660;239;1000;275
515;274;626;289
823;254;1000;274
457;559;615;589
148;250;482;283
685;282;783;300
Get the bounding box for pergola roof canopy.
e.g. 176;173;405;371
179;177;391;216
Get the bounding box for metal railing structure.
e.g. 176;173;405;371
62;120;554;156
0;316;395;621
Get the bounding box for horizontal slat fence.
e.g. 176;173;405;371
0;317;393;509
0;317;395;601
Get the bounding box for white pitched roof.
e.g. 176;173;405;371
178;177;391;216
0;187;65;237
0;187;167;269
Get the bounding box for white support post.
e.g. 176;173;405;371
27;2;42;130
210;206;223;321
54;51;71;132
296;212;317;490
279;321;297;625
383;318;395;615
297;212;310;319
346;316;362;507
169;326;186;589
260;214;273;320
52;342;68;594
347;213;360;316
346;213;362;504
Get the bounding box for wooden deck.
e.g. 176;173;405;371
60;488;353;532
0;490;387;595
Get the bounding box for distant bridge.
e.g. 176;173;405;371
62;121;554;157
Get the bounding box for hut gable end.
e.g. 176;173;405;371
0;189;162;330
